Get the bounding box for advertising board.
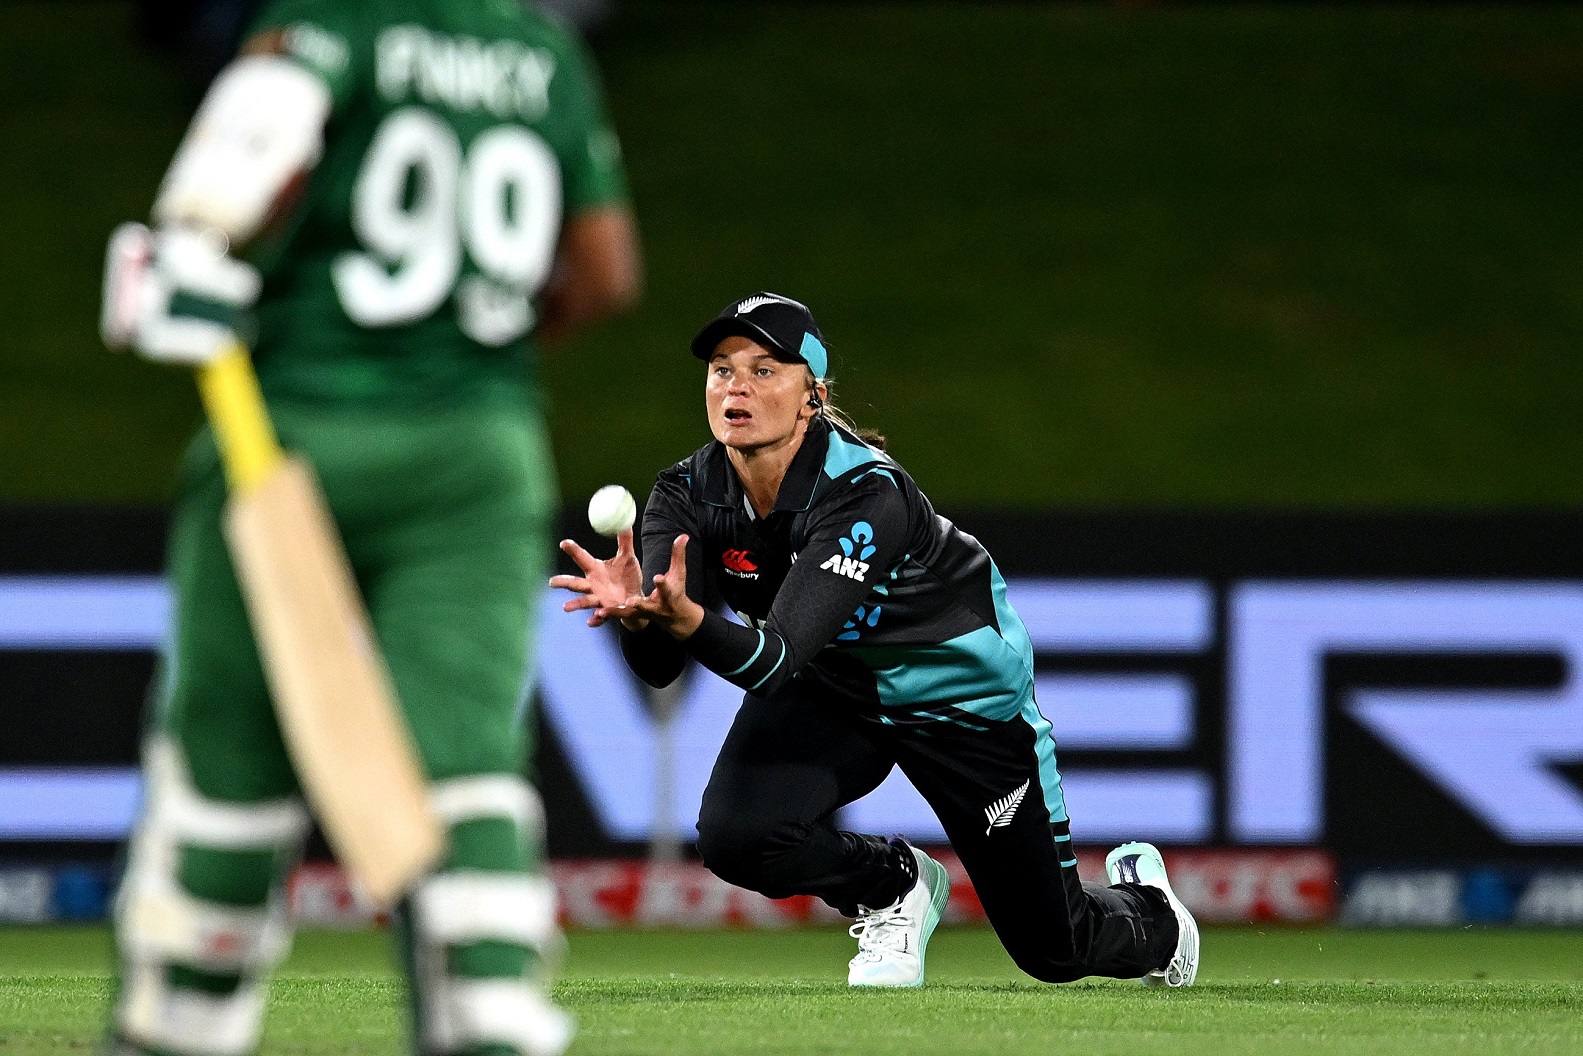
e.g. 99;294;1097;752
2;507;1580;867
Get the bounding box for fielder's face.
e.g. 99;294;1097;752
706;335;819;453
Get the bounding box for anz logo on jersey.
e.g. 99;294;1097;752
820;554;868;582
821;521;876;582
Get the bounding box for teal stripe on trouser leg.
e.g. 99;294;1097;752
1019;697;1069;826
985;560;1069;826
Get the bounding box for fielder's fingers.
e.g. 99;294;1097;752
592;597;642;625
616;528;636;560
594;593;637;619
596;600;639;618
548;574;590;593
658;538;689;601
630;587;667;616
562;595;601;613
559;538;602;572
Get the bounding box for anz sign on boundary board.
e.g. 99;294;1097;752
1;508;1581;859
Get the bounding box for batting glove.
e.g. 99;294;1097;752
101;222;261;365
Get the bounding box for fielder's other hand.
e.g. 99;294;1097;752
552;528;643;627
101;222;260;366
631;533;705;640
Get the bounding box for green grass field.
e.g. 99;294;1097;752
4;4;1583;507
3;926;1581;1054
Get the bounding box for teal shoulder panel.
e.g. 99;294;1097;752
822;431;882;480
853;466;899;487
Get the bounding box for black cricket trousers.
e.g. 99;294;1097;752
694;676;1179;983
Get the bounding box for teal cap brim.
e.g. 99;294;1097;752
799;332;828;378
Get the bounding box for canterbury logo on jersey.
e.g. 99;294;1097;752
721;549;759;579
820;554;869;581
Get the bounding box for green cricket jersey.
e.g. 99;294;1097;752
243;0;629;408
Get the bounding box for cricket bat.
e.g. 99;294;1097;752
197;341;444;907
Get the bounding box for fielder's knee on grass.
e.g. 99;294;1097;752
694;812;820;895
997;895;1164;984
1004;949;1090;985
992;921;1102;984
112;736;308;1056
402;774;572;1056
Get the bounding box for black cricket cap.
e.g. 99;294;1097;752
689;292;830;378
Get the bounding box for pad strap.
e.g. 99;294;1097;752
430;774;544;833
119;961;267;1056
119;881;290;971
113;736;301;1053
423;979;574;1056
416;775;569;1053
145;735;309;848
415;872;559;951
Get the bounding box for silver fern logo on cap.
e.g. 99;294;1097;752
734;295;782;315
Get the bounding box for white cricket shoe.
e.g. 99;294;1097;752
1105;841;1199;987
847;845;951;988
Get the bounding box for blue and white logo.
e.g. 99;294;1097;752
839;521;876;560
821;521;875;582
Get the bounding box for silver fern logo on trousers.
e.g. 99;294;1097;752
984;779;1030;835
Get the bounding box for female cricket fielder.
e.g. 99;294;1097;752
552;293;1199;987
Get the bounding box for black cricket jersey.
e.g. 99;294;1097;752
619;419;1050;738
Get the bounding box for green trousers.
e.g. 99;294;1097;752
113;400;564;1056
162;401;557;795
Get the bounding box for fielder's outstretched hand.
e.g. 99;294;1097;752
629;533;705;640
551;529;642;627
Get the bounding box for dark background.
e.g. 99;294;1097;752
3;2;1582;506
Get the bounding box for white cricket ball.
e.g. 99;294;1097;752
587;484;636;537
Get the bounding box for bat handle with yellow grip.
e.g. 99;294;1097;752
197;341;285;496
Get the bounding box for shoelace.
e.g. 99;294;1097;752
848;908;913;962
1164;911;1198;986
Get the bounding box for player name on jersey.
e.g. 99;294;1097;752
376;25;556;120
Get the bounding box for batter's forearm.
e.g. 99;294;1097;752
537;208;642;346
